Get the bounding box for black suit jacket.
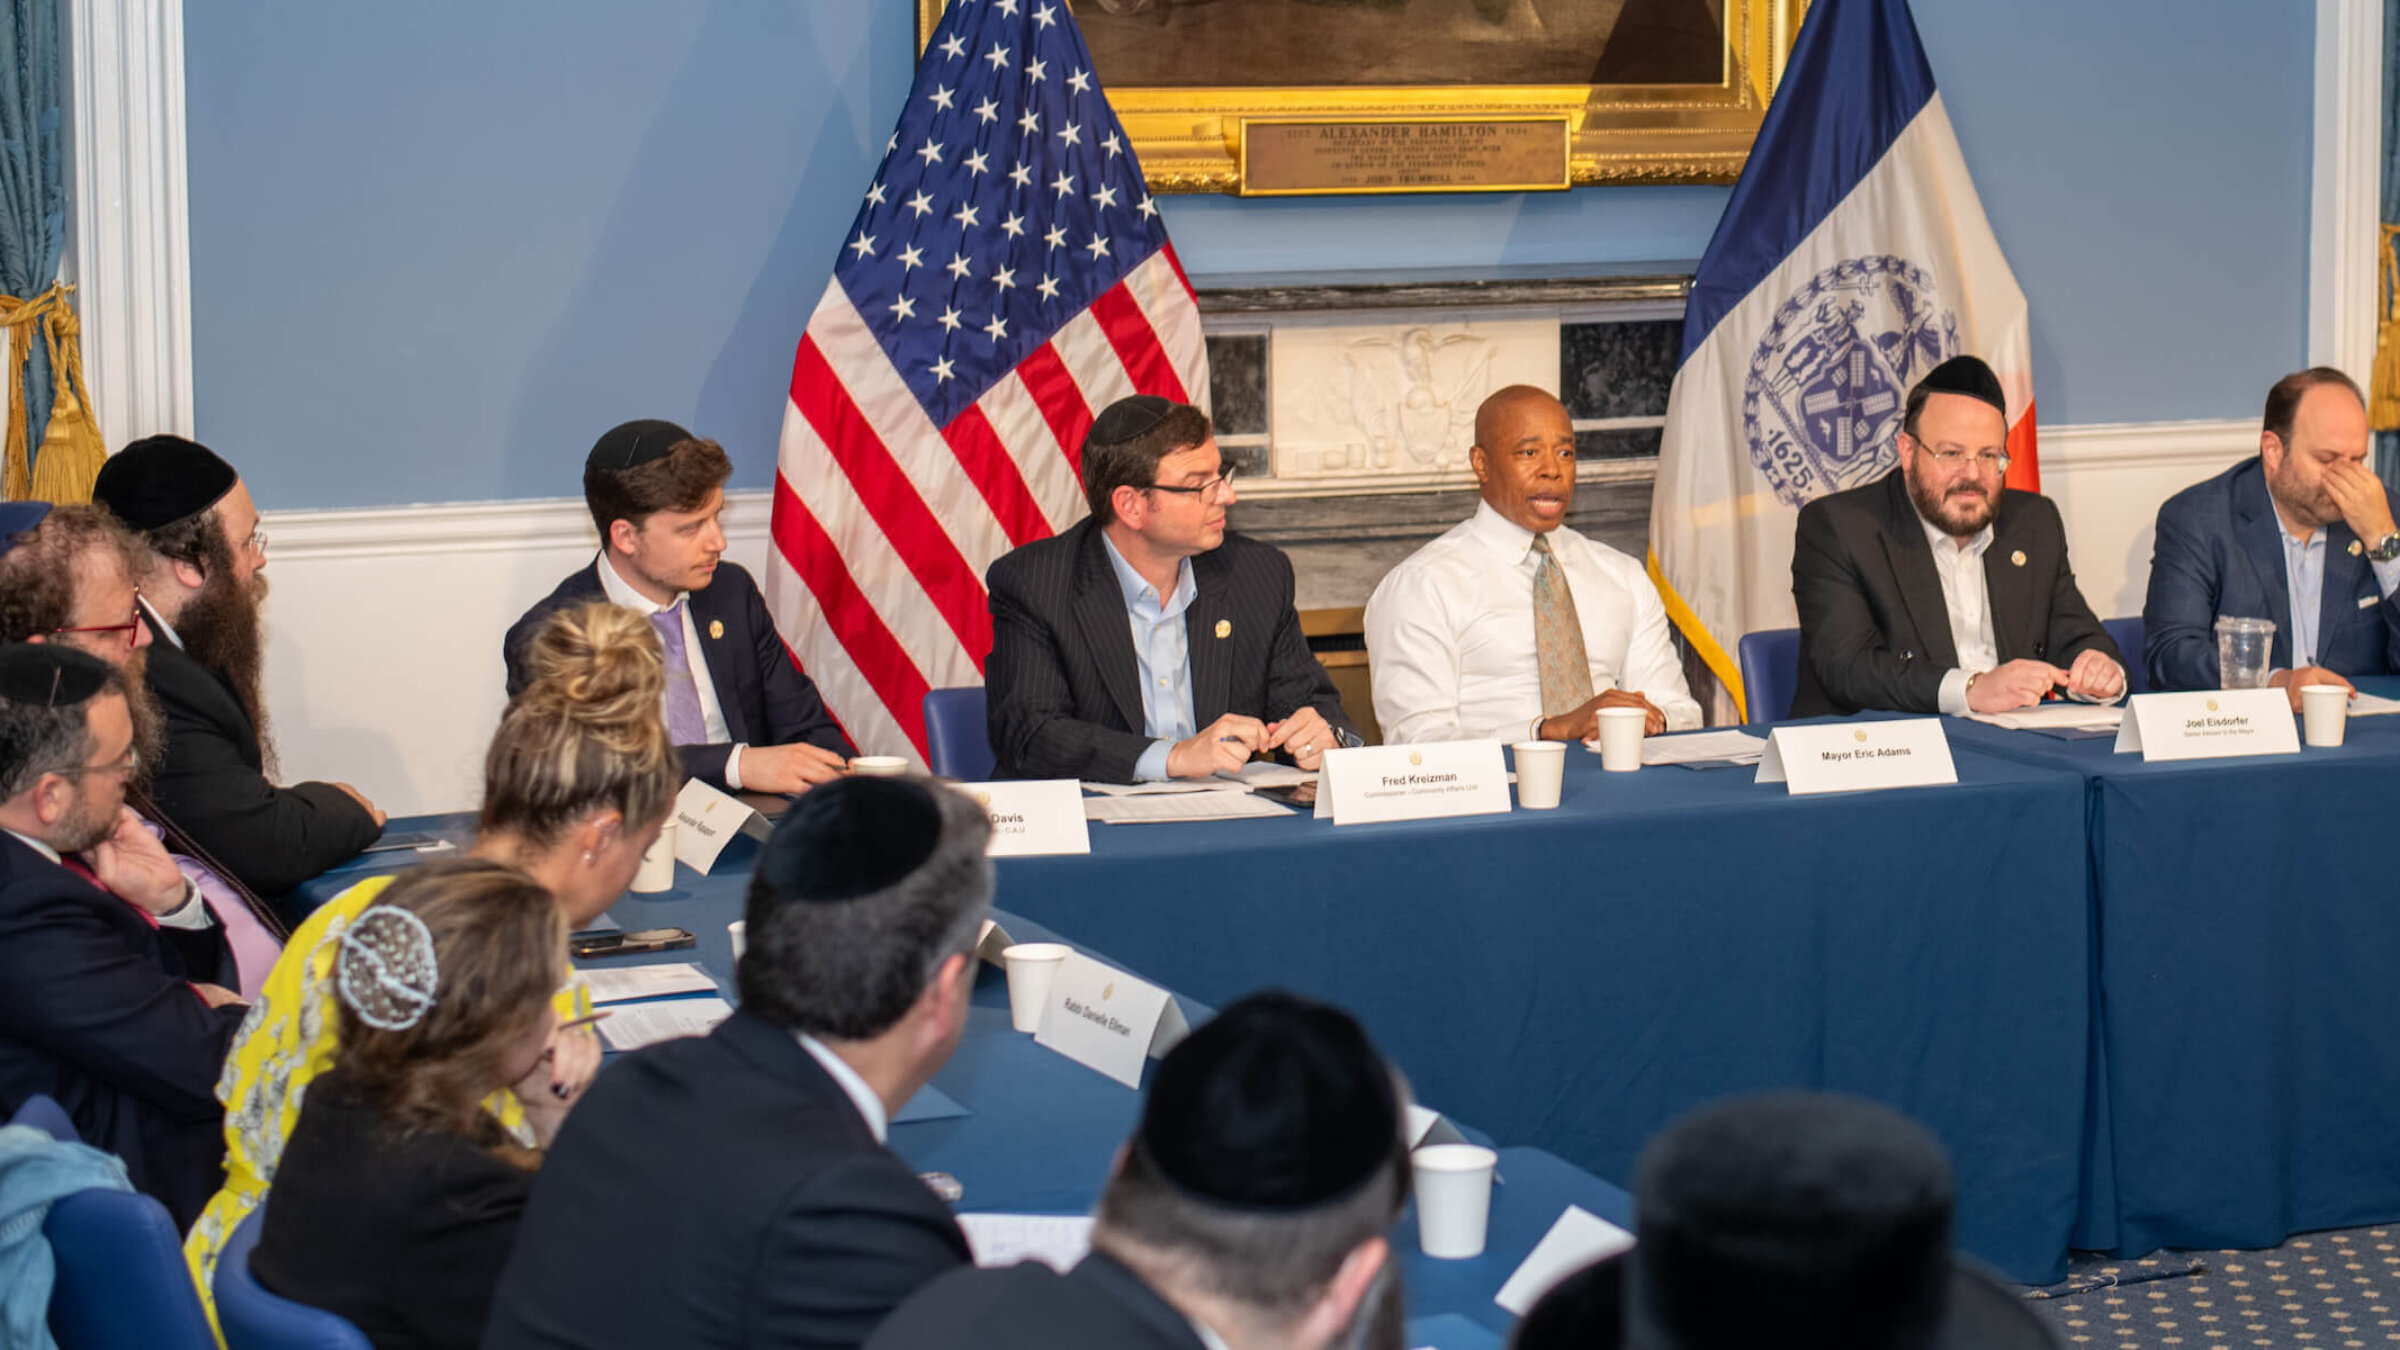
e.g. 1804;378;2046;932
482;1010;970;1350
142;607;381;905
1790;469;2119;718
0;831;246;1230
984;519;1353;782
253;1070;533;1350
865;1251;1206;1350
503;558;853;790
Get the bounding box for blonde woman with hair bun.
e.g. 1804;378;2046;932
183;602;681;1337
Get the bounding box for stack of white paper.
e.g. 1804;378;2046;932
580;962;719;1005
1627;730;1770;766
1085;793;1293;824
2347;691;2400;716
956;1214;1094;1271
1965;704;2123;731
598;997;733;1052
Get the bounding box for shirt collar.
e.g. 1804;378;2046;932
1;827;58;865
795;1032;889;1143
2279;520;2327;555
1918;512;1994;561
138;594;182;649
1099;532;1195;615
595;550;683;617
1465;498;1551;564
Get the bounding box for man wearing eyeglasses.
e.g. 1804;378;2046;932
985;394;1358;782
0;642;250;1232
1790;355;2123;718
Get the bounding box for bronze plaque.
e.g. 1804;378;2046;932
1239;117;1571;196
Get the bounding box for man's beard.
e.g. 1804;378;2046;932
52;791;116;855
120;648;166;783
179;567;276;775
1907;471;1998;538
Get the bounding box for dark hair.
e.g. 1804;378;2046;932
1095;1118;1409;1321
0;665;128;800
0;506;147;644
142;505;232;581
583;438;733;541
2262;367;2365;450
735;784;992;1039
481;602;679;848
1081;404;1214;525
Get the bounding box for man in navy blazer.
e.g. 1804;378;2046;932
0;644;249;1232
504;420;854;793
483;776;983;1350
2145;368;2400;706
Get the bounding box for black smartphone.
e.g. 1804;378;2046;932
570;928;697;959
359;831;450;854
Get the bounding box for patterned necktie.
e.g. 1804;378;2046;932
1532;534;1596;718
649;604;710;744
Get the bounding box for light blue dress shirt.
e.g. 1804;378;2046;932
1101;535;1198;782
2279;525;2400;668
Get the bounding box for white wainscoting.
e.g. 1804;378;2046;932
258;420;2256;816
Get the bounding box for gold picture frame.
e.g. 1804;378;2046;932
914;0;1808;195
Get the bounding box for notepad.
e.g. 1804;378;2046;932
1085;792;1293;824
598;997;732;1052
956;1214;1094;1271
580;963;718;1005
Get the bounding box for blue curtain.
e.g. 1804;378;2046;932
2380;0;2399;483
0;0;62;459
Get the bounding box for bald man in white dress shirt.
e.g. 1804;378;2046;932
1366;386;1701;745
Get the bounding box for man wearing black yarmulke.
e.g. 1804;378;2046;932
503;419;854;796
486;775;986;1350
92;436;384;908
1790;355;2123;717
866;991;1412;1350
0;643;251;1232
986;395;1358;782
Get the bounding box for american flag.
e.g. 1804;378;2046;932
766;0;1209;757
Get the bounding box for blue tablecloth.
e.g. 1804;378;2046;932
990;741;2093;1283
1941;677;2400;1258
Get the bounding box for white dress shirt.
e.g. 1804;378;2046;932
596;551;745;788
1923;517;1999;716
797;1032;890;1144
2;826;211;929
1365;501;1703;743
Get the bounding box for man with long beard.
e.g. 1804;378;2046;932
0;642;250;1230
92;437;383;911
1790;355;2125;718
0;501;287;990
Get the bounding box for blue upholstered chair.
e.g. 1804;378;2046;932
214;1210;374;1350
45;1186;216;1350
7;1092;74;1143
922;687;995;780
1737;627;1801;725
2103;616;2148;695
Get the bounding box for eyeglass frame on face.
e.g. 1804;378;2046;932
46;590;145;648
55;745;140;783
1903;433;2011;476
1143;467;1238;504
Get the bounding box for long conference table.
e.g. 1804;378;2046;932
305;681;2400;1287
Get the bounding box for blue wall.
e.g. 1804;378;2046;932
183;1;2315;510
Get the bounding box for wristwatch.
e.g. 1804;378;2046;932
2369;530;2400;564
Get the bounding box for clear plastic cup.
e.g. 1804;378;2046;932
2214;616;2276;690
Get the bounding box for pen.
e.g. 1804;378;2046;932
557;1010;613;1033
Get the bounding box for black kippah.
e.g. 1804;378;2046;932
1086;395;1177;448
0;643;113;709
92;436;239;532
1911;355;2007;418
586;419;697;474
754;776;946;903
0;501;50;557
1138;990;1399;1211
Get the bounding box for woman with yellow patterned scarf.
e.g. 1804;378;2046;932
183;602;680;1338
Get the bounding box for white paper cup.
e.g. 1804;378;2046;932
1597;706;1647;773
1001;942;1072;1033
632;820;677;893
1511;741;1566;810
2301;683;2349;748
849;755;911;777
728;920;746;965
1412;1143;1499;1259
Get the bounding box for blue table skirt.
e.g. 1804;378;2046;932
1942;679;2400;1258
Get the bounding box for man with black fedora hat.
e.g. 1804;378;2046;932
504;419;854;795
1510;1092;2054;1350
985;394;1357;782
0;643;251;1231
866;990;1412;1350
1790;355;2122;718
484;774;984;1349
92;435;384;907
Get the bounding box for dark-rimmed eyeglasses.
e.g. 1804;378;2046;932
1144;469;1238;504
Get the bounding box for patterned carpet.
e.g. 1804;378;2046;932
2023;1228;2400;1348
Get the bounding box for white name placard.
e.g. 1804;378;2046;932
1033;952;1192;1088
1755;719;1958;794
952;780;1092;857
673;779;770;874
1314;740;1511;826
2113;689;2299;761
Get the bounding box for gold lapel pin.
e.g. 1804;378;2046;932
2010;550;2027;568
2350;540;2365;557
1214;619;1231;639
708;619;725;640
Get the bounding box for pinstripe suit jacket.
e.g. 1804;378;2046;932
984;518;1352;783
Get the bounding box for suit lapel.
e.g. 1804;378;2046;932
1071;527;1147;734
686;581;750;742
1877;473;1960;668
1984;503;2036;661
1184;550;1231;727
2317;521;2367;660
2233;469;2295;667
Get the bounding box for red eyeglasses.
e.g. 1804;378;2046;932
48;594;144;647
